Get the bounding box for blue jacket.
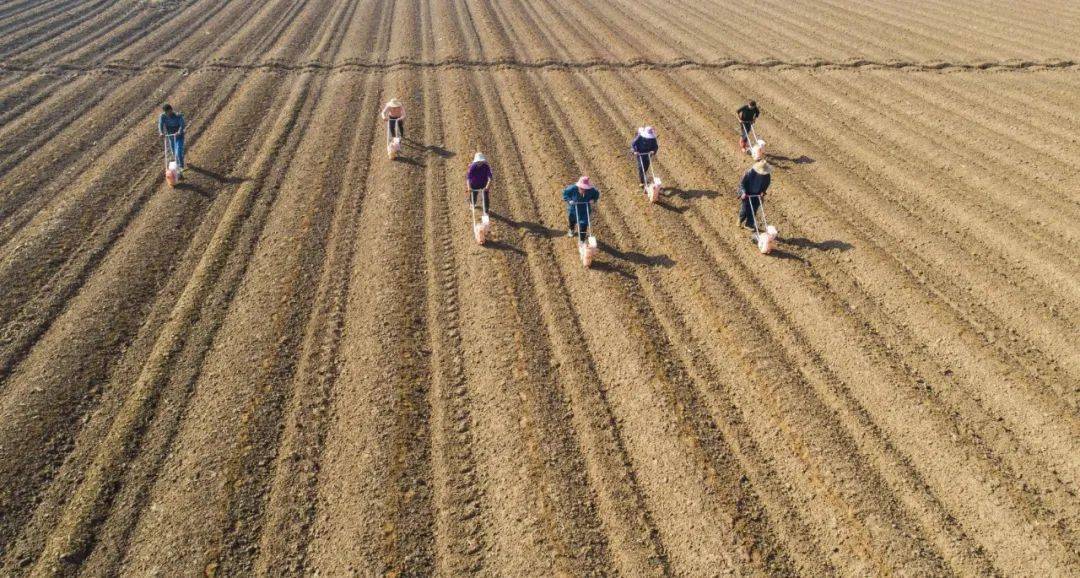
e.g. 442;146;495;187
158;112;185;136
563;184;599;223
630;135;658;155
740;169;771;197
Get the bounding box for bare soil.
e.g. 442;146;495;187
1;0;1078;575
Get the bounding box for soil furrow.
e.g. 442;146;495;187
13;70;327;576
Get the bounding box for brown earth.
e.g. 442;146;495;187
0;0;1078;575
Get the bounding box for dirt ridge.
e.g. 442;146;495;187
3;56;1078;75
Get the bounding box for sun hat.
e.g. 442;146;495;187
638;126;656;139
576;176;592;189
752;160;772;175
388;98;402;107
473;152;486;163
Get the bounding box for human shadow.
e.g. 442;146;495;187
393;155;422;166
768;154;815;168
489;211;564;239
423;144;455;158
667;187;721;201
766;247;805;262
484;239;525;255
186;164;247;184
400;139;454;159
597;240;675;269
655;200;687;214
590;259;634;279
779;236;853;252
173;181;214;199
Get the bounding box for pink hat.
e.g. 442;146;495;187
638;126;656;139
576;176;592;189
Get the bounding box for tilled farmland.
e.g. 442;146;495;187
1;0;1079;575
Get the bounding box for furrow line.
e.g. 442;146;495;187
630;66;1080;570
535;65;913;573
0;68;295;573
250;69;379;576
0;69;246;387
21;70;326;576
4;57;1078;75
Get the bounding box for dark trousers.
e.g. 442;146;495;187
568;214;590;241
469;188;490;211
739;196;762;229
635;154;651;185
388;117;404;139
740;121;754;137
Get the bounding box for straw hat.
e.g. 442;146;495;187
638;126;657;139
752;160;772;175
388;98;402;107
473;152;486;163
576;176;593;189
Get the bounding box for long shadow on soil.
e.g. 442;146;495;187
187;164;248;184
173;181;214;200
780;236;853;252
400;138;455;159
667;187;721;201
490;211;564;239
768;154;815;168
484;239;525;254
598;240;675;269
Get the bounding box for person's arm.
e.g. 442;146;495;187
177;114;185;136
157;113;164;136
739;170;752;197
380;105;388;120
760;174;771;195
563;186;574;203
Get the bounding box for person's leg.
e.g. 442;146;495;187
636;155;647;185
469;189;477;207
174;135;185;168
739;198;752;228
567;213;576;237
398;118;404;139
579;222;589;242
482;189;490;212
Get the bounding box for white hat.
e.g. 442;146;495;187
388;98;402;107
576;175;593;189
473;152;486;163
638;126;656;139
752;160;772;175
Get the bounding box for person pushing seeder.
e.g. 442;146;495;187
381;98;405;141
564;176;600;242
466;152;492;210
736;100;760;154
738;159;772;231
158;103;186;179
630;126;659;188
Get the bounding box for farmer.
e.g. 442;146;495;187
738;159;772;230
157;103;185;177
630;125;659;187
466;152;492;210
563;176;600;241
735;100;760;149
381;98;405;140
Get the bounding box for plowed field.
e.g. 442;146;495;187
1;0;1079;575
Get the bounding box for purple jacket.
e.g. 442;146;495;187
467;161;492;190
